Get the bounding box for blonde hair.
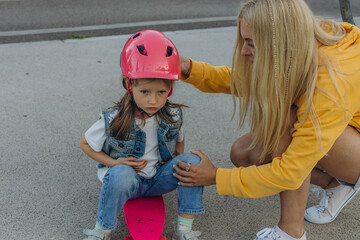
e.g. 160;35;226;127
231;0;346;161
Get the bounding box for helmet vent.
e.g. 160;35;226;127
133;33;140;39
166;47;173;57
137;45;148;56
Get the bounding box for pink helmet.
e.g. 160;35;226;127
120;30;181;81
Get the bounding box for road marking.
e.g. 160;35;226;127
0;16;237;37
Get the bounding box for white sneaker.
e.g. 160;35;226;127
83;228;111;240
254;226;306;240
171;222;201;240
305;181;360;224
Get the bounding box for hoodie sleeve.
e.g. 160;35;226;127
181;60;232;94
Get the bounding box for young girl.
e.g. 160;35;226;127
80;30;203;240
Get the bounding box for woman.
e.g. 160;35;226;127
173;0;360;239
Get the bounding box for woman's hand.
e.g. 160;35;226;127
116;157;147;173
173;150;217;186
180;55;192;78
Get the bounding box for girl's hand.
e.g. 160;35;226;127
173;150;217;187
116;157;148;173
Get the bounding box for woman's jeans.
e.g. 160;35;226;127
96;153;204;230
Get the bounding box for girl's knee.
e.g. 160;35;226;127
105;165;138;186
100;165;140;207
176;153;201;165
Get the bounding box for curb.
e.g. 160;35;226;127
0;16;237;44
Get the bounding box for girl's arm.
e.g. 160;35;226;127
79;136;146;170
173;139;185;156
80;136;124;167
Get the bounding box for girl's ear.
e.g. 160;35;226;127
123;76;133;98
123;76;128;83
123;76;131;89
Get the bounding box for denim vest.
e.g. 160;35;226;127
100;107;183;168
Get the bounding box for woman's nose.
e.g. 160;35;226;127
241;43;250;56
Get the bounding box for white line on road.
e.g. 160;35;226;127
0;16;237;37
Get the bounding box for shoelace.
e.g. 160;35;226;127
311;187;333;213
255;228;280;239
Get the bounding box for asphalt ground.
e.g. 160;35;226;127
0;0;359;43
1;19;360;240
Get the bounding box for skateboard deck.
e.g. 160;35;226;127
123;195;167;240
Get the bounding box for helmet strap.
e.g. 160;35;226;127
168;81;174;97
127;78;145;116
137;109;145;116
126;78;133;99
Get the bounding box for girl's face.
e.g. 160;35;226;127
240;20;256;63
131;78;171;117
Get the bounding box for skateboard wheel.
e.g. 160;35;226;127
159;237;167;240
123;237;133;240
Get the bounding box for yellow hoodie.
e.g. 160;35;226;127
182;23;360;198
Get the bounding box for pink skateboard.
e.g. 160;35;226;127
123;196;167;240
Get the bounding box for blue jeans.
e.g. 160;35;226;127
96;153;204;230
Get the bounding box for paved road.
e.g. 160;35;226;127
2;21;360;240
1;1;360;240
0;0;359;43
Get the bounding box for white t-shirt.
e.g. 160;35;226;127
85;113;184;180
